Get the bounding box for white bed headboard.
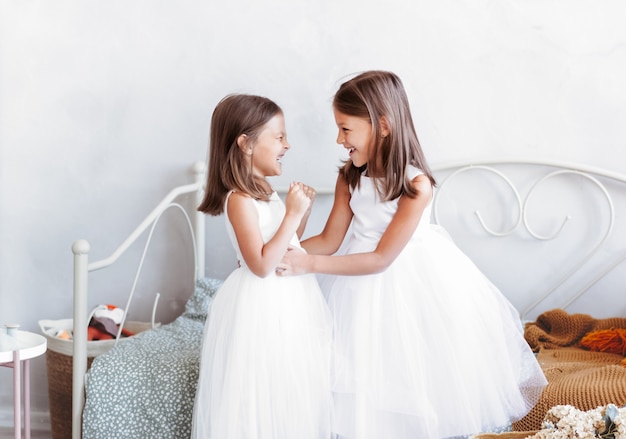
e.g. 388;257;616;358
430;159;626;321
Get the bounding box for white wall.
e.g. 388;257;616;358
1;0;626;431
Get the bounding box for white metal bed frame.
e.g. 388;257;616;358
70;158;626;438
70;162;206;439
431;158;626;319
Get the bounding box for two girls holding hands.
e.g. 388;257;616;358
193;72;546;439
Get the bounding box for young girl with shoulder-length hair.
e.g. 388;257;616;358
193;94;333;439
279;71;546;439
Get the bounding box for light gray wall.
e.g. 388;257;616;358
1;0;626;430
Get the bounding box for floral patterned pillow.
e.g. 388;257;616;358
183;277;223;321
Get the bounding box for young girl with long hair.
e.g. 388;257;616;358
192;94;333;439
278;71;547;439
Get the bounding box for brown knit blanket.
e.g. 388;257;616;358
512;309;626;431
524;308;626;352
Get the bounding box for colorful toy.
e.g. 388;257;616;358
87;304;136;341
50;304;137;341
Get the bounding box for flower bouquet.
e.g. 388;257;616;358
526;404;626;439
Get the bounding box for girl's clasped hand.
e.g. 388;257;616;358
285;181;316;219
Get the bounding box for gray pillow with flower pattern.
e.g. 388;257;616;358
82;277;222;439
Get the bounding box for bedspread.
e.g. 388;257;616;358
82;277;222;439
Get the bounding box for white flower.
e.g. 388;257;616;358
525;404;626;439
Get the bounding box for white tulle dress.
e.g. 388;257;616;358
324;167;547;439
192;191;333;439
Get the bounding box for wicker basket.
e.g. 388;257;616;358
472;433;539;439
45;349;95;439
40;319;154;439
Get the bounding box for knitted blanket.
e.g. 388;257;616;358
512;309;626;431
524;308;626;352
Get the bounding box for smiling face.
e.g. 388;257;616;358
246;113;290;178
334;108;374;168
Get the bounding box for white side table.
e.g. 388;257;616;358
0;329;47;439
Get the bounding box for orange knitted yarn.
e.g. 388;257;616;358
580;328;626;356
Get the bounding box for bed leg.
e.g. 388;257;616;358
72;240;90;439
192;161;206;280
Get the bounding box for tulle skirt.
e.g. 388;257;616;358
192;268;333;439
325;225;547;439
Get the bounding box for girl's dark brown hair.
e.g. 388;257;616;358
334;70;436;200
198;94;282;215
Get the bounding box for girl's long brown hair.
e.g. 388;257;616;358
198;94;282;215
334;71;436;200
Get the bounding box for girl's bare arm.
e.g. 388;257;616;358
229;184;310;278
279;174;432;276
300;173;353;255
295;183;316;239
